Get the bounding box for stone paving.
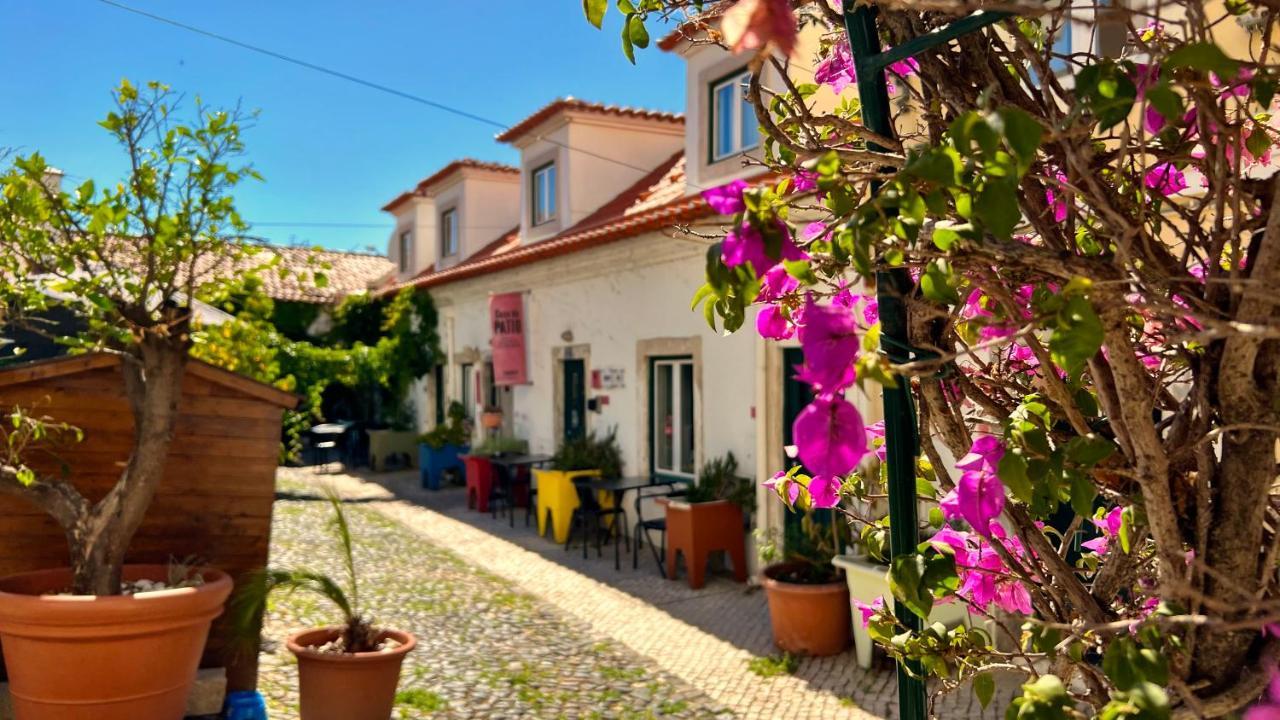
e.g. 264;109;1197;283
265;466;1020;719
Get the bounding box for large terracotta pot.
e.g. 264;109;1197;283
0;564;232;720
761;561;851;657
664;500;748;589
287;626;416;720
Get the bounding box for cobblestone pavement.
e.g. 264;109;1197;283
260;477;735;719
268;467;1019;719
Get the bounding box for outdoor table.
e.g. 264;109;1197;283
573;476;681;570
308;422;353;468
489;454;553;527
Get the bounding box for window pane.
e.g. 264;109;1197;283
461;364;474;418
714;83;735;158
679;362;695;475
738;78;760;150
655;364;673;471
546;165;556;215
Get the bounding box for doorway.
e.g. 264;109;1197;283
562;358;586;443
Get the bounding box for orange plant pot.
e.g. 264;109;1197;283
761;561;851;657
0;564;232;720
664;500;748;589
287;627;416;720
480;412;503;430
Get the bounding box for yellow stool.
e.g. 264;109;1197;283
534;469;601;544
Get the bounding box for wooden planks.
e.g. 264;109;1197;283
0;354;292;692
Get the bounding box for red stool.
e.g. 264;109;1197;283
462;455;494;512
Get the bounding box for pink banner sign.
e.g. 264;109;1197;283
489;293;528;385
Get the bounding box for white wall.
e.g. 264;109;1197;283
427;230;758;479
385;170;520;279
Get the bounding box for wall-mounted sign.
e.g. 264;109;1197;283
489;293;528;385
593;367;625;390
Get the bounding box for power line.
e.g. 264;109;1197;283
94;0;695;186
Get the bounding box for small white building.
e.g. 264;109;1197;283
378;22;878;558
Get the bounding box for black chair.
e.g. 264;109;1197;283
564;480;630;570
632;484;688;576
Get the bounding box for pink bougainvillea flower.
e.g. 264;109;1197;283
929;525;1034;615
792;169;818;193
797;296;860;392
1131;62;1160;97
953;469;1006;532
955;435;1005;474
802;221;829;242
853;597;885;629
756;304;795;340
807;474;842;508
1243;666;1280;720
815;40;857;94
1045;167;1069;222
758;264;798;303
889;57;920;77
721;221;805;277
702;179;749;215
1145;162;1187;196
1082;506;1125;556
721;0;798;57
762;470;801;504
1145;103;1168;134
865;420;887;461
792;394;868;479
1212;67;1255;98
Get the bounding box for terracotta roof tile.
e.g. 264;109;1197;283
250;245;394;304
387;152;708;292
382;159;518;213
495;98;683;144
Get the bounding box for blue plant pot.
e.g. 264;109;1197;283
420;443;468;490
224;691;268;720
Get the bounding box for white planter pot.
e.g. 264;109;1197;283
832;553;973;669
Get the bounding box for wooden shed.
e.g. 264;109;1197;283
0;353;297;692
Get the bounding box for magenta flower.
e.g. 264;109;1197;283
807;475;842;509
951;469;1006;532
797;296;860;392
815;40;857;94
955;436;1005;474
702;179;749;215
1145;162;1187;196
722;222;805;277
757;264;798;303
866;420;886;461
792;169;818;193
928;525;1033;615
1244;667;1280;720
1045;168;1069;222
1082;506;1125;556
1145;103;1168;133
801;221;829;242
853;597;885;629
762;470;802;504
756;304;795;340
792;394;868;479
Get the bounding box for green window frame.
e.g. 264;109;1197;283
649;355;696;480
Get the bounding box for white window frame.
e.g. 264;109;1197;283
398;230;412;272
532;162;557;226
652;357;696;479
710;70;760;162
440;208;459;257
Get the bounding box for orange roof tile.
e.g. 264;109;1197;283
382;159;518;213
386;152;709;292
495;98;683;144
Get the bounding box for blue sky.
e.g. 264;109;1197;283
0;1;686;252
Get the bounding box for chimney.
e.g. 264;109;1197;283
41;167;64;194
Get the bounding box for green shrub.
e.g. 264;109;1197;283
685;452;755;513
470;436;528;457
552;428;623;479
418;401;470;449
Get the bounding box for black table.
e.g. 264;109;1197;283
308;422;353;469
489;454;554;527
572;476;683;570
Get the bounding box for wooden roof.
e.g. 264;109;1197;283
0;353;300;409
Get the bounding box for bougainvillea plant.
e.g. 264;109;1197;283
590;0;1280;717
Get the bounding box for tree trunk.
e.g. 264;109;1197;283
68;335;187;595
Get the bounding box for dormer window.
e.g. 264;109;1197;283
710;69;759;162
532;162;557;226
398;230;412;272
440;208;459;257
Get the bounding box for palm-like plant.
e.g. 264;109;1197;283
232;488;380;653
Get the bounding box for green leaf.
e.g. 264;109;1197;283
1066;434;1116;466
996;108;1044;165
1067;469;1096;518
1049;295;1103;378
997;450;1033;503
621;24;636;63
889;553;934;619
921;261;961;305
615;0;637;12
973;673;995;709
1166;42;1240;79
583;0;607;28
975;178;1019;240
1077;62;1137;130
628;14;650;48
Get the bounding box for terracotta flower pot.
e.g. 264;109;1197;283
480;411;503;430
287;626;416;720
761;561;851;657
664;500;748;589
0;564;232;720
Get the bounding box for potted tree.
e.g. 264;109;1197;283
461;436;528;512
417;401;471;490
0;81;266;718
664;453;753;589
756;505;852;658
232;489;415;720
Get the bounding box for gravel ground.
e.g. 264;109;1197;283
257;479;735;719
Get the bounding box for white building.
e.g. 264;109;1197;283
378;23;877;558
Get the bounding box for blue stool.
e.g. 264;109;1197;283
224;691;268;720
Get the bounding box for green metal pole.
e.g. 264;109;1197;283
839;8;1012;716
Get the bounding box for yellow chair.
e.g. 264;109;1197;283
533;469;601;544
